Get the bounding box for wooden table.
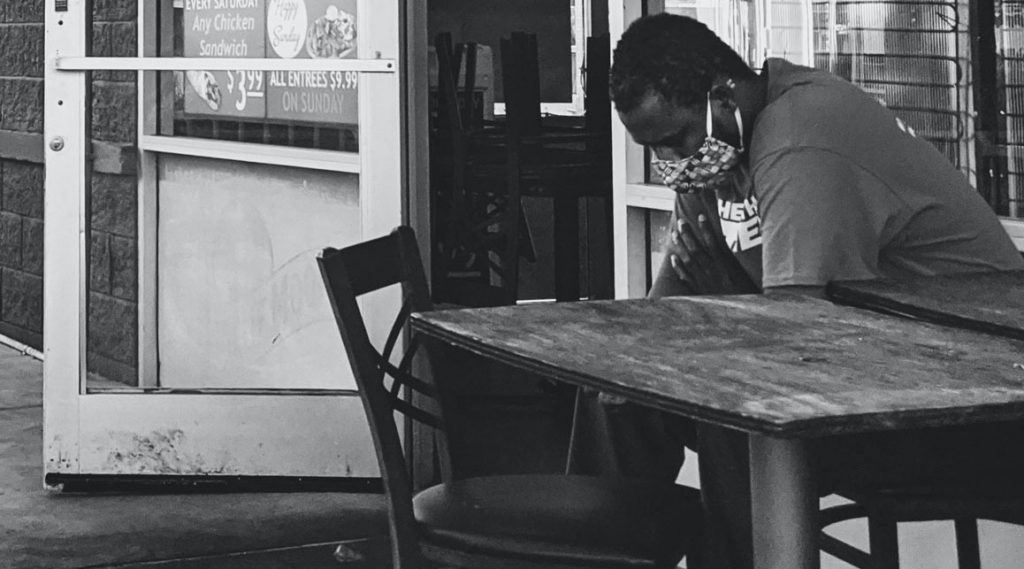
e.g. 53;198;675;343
828;270;1024;340
411;295;1024;569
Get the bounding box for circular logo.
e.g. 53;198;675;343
267;0;308;59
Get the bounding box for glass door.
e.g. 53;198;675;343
43;0;405;484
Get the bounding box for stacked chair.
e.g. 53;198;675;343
430;31;613;306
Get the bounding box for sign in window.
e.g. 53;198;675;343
175;0;359;150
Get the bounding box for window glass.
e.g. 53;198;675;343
167;0;359;151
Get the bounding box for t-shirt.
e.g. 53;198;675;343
747;58;1024;288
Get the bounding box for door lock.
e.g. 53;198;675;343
49;137;65;152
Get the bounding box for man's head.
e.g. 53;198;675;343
611;14;756;164
610;13;754;113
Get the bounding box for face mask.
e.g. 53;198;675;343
651;95;744;193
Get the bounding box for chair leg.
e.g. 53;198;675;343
953;518;981;569
867;512;900;569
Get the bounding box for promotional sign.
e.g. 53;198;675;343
182;0;358;125
266;0;359;125
183;0;267;119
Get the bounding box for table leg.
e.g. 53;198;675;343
749;435;818;569
553;194;580;302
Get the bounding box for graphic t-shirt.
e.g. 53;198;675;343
717;194;762;254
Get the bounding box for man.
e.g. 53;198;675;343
602;12;1024;569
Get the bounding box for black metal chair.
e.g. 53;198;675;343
317;226;704;569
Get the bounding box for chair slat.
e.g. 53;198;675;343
380;359;438;398
381;296;413;368
389;394;444;431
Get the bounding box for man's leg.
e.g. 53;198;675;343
567;254;695;478
698;423;754;569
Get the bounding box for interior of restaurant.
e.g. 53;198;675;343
425;0;613;306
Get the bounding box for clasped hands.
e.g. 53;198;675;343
668;213;757;295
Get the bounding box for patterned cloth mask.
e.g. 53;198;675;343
652;95;744;193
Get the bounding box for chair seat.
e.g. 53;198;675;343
413;474;702;568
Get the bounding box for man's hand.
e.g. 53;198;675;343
668;213;759;294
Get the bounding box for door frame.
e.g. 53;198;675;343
42;0;414;487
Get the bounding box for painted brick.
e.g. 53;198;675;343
0;3;43;24
2;269;42;333
94;0;138;22
87;292;137;366
90;232;111;295
91;80;137;143
0;78;44;133
92;21;137;82
0;24;44;77
109;235;136;301
92;21;137;57
0;212;21;269
21;217;42;276
91;173;136;237
2;161;44;218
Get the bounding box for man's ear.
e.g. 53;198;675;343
709;80;737;110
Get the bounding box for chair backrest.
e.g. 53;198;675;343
318;226;451;569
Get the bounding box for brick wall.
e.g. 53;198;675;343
88;0;138;384
0;3;45;349
0;1;139;384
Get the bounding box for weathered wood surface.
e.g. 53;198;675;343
828;271;1024;341
411;296;1024;437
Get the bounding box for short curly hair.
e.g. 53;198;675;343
610;13;755;113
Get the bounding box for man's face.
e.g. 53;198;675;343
618;92;706;161
618;91;743;161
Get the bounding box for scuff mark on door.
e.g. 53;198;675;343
106;429;231;474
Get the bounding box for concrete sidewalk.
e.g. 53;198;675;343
0;344;388;569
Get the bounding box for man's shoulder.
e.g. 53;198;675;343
763;58;841;96
752;61;902;166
